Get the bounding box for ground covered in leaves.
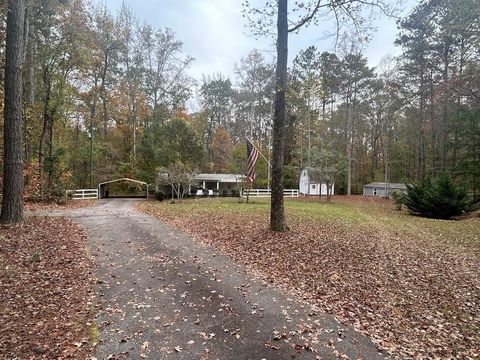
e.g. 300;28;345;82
25;199;96;212
139;197;480;359
0;217;95;359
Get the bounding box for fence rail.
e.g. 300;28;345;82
67;189;99;200
242;188;299;198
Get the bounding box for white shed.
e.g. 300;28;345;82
299;169;334;196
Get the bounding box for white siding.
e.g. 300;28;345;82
299;170;334;196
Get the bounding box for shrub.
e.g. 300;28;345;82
390;191;403;210
401;174;470;219
154;190;165;202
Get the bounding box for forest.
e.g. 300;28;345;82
0;0;479;201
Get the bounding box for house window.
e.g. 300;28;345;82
373;188;378;196
312;184;316;189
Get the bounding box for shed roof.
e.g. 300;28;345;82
363;182;406;189
193;173;244;183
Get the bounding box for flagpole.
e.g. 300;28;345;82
246;137;271;168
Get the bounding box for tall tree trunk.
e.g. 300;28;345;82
24;6;35;165
440;45;449;172
47;112;54;188
1;0;26;224
101;50;109;138
89;75;99;188
270;0;288;232
417;65;426;181
346;100;353;196
131;78;137;163
39;68;52;197
453;37;465;171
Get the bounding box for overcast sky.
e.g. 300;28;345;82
105;0;418;81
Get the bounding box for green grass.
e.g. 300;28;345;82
149;196;480;244
90;324;100;346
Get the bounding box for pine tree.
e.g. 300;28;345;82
402;174;470;219
1;0;26;224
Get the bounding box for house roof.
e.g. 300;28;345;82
193;174;245;183
363;182;407;189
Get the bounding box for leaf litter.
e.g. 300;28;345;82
0;217;95;359
139;198;480;359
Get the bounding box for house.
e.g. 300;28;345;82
363;182;407;197
299;169;335;196
192;174;244;197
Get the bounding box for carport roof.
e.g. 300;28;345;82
98;178;148;187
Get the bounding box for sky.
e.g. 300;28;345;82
105;0;419;82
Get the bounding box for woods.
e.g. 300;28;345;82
0;0;479;220
1;1;479;358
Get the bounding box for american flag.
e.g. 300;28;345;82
246;138;259;183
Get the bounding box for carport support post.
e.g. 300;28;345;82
216;181;219;196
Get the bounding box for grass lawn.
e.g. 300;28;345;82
139;196;479;359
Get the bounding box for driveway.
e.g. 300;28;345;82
62;199;388;360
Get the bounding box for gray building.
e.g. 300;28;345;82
363;182;407;198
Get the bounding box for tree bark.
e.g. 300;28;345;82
89;75;99;188
39;67;52;197
1;0;26;224
440;44;449;172
101;50;109;138
346;100;353;196
270;0;288;232
24;3;35;166
416;63;426;181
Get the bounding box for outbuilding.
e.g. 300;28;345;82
98;178;149;199
299;169;335;196
362;182;407;198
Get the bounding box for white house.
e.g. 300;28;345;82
299;169;335;196
192;173;244;196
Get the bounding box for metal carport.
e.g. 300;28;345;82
98;178;149;199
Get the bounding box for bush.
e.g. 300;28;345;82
390;191;403;210
401;174;470;219
154;190;165;202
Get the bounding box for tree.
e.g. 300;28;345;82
401;174;470;219
309;145;344;202
340;53;375;195
157;162;196;201
138;116;205;183
292;46;321;166
199;75;233;159
1;0;25;223
234;49;275;142
269;0;288;231
211;126;233;173
245;0;397;231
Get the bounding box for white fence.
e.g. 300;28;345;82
67;189;99;200
242;188;299;198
